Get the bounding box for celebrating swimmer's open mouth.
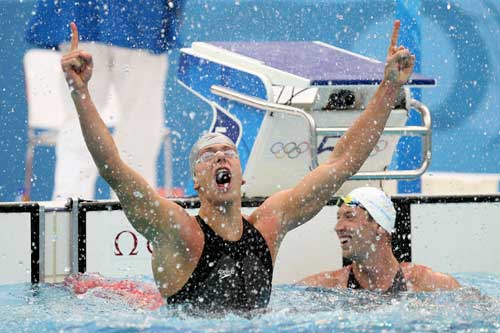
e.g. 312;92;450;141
215;168;232;188
339;236;352;246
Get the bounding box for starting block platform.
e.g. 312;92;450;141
178;41;435;197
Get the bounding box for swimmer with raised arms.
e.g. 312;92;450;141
61;20;415;311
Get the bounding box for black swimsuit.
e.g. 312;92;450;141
166;216;273;311
347;265;408;293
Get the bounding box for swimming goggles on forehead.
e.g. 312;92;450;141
336;195;365;209
195;149;239;164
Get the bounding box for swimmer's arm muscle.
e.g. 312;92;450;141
62;23;191;242
69;84;190;240
262;21;414;235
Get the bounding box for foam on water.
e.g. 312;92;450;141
0;273;499;333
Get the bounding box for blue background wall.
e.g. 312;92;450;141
0;0;499;201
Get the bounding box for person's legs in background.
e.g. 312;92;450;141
53;42;116;200
111;46;168;190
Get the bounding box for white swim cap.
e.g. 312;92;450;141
189;132;237;176
339;187;396;233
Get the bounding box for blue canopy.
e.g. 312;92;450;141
25;0;185;53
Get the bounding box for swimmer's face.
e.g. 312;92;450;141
335;204;380;261
193;143;244;202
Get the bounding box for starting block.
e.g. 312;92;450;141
178;41;435;197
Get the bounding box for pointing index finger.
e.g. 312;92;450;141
389;20;400;50
70;22;79;51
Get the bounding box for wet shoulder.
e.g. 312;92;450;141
299;266;350;288
400;262;436;291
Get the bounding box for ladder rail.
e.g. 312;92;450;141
210;85;431;180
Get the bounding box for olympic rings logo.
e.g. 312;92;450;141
270;141;311;159
114;230;153;256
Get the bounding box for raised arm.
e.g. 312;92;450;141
325;20;412;171
254;21;415;237
61;23;191;241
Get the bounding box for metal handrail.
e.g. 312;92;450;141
210;85;319;168
336;99;432;180
210;85;432;180
350;99;432;180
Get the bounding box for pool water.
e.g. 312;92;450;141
0;273;499;332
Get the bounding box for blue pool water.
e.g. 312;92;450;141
0;273;499;332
